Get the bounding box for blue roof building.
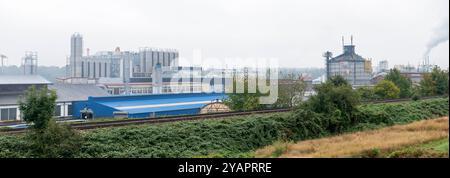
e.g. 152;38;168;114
72;93;228;119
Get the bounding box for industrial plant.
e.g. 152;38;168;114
324;36;373;86
60;33;221;95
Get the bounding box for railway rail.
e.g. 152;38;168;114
0;96;446;134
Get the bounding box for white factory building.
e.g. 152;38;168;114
59;33;224;95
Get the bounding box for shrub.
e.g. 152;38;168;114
26;121;82;158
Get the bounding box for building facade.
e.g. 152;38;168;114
325;39;373;86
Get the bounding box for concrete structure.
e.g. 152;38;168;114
72;93;228;119
70;33;83;77
325;37;373;86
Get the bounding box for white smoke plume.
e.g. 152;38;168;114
423;11;449;58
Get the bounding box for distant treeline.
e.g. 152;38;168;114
279;67;325;79
0;65;67;82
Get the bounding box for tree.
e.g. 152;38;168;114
385;68;412;98
328;75;349;87
420;73;436;96
309;76;359;115
357;87;376;101
374;80;400;99
19;85;57;130
420;66;449;96
275;73;307;108
431;66;449;95
303;75;361;132
19;85;82;158
224;76;267;111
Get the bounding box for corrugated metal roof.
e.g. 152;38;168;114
330;53;365;62
0;75;52;85
49;84;110;102
90;93;227;114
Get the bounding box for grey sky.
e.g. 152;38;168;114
0;0;448;68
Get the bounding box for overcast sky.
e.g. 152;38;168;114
0;0;448;68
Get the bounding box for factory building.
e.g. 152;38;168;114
67;33;178;82
60;33;223;95
0;75;110;122
325;37;373;86
72;93;228;119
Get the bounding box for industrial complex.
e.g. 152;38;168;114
59;33;223;95
0;33;230;122
0;34;438;122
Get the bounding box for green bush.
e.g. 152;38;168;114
25;121;82;158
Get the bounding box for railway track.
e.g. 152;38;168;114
0;108;292;134
1;96;446;134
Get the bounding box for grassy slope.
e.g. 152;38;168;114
365;137;449;158
255;117;449;158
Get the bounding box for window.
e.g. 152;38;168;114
0;108;17;121
88;62;91;78
54;105;61;117
93;62;96;78
9;108;17;120
104;63;108;77
1;109;9;121
81;61;85;78
67;104;73;116
99;63;102;77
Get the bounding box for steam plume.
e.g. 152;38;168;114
423;16;449;58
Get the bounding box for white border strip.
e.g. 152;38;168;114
115;100;213;110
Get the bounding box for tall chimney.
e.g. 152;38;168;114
351;35;353;45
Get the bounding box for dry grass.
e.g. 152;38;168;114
255;117;449;158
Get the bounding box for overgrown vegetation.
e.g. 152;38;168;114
1;97;447;158
0;75;447;158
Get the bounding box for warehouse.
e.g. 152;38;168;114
72;93;228;119
0;75;110;122
0;75;52;121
